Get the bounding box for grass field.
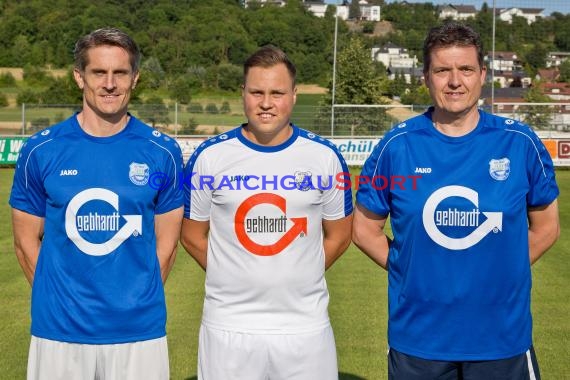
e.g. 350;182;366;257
0;168;568;379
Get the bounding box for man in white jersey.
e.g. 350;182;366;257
10;28;183;379
180;45;353;380
353;22;560;379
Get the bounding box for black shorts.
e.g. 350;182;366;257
388;346;540;380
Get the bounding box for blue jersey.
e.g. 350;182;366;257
356;109;558;361
9;114;183;344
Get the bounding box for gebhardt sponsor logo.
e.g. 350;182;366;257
234;193;307;256
65;188;142;256
422;185;503;250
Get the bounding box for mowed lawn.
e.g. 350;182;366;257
0;168;568;379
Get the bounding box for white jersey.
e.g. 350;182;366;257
184;125;353;333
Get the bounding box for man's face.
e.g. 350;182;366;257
425;45;486;119
242;63;297;144
73;45;138;120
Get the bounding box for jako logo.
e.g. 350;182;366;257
422;185;502;250
60;169;78;176
415;167;432;174
65;188;142;256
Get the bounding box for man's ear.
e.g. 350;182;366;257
132;71;140;89
73;68;84;90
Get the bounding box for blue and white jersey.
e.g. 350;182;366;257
357;109;558;361
184;124;353;333
10;114;184;344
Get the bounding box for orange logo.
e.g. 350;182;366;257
234;193;307;256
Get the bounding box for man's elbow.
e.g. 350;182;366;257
550;221;561;246
351;220;366;250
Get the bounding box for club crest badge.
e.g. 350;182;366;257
294;170;313;191
489;158;510;181
129;162;150;186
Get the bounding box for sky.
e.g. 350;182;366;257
325;1;570;17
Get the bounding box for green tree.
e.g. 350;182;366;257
168;74;194;105
525;43;549;74
387;72;407;98
559;60;570;82
140;57;165;90
0;72;16;87
39;71;82;105
22;65;51;87
179;117;200;135
523;82;552;130
216;63;242;92
349;0;361;20
17;89;41;106
318;36;390;135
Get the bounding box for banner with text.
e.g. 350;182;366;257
3;136;570;167
0;137;26;164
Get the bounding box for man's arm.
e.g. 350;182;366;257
12;208;44;286
155;206;184;283
323;214;353;270
352;203;391;270
180;218;210;271
528;199;560;265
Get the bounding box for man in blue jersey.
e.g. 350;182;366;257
10;28;183;379
180;46;353;379
353;22;560;379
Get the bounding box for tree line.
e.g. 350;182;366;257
1;0;570;125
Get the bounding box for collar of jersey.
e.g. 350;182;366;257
237;123;299;152
426;107;485;143
71;112;134;143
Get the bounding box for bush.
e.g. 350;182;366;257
22;65;52;87
205;103;219;114
16;89;40;105
0;72;16;87
179;117;200;135
220;101;231;114
187;102;203;113
362;21;376;34
0;92;8;107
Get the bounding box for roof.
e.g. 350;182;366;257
537;68;560;82
481;86;528;100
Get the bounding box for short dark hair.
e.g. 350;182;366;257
423;22;484;73
243;45;296;86
74;28;141;73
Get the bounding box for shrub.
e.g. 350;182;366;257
16;89;40;105
0;92;8;107
220;101;231;114
187;102;203;113
205;103;219;114
0;72;16;87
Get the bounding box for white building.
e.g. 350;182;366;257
336;0;380;21
546;52;570;68
496;7;544;24
372;42;418;69
438;4;477;20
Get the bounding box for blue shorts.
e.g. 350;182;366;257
388;346;540;380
